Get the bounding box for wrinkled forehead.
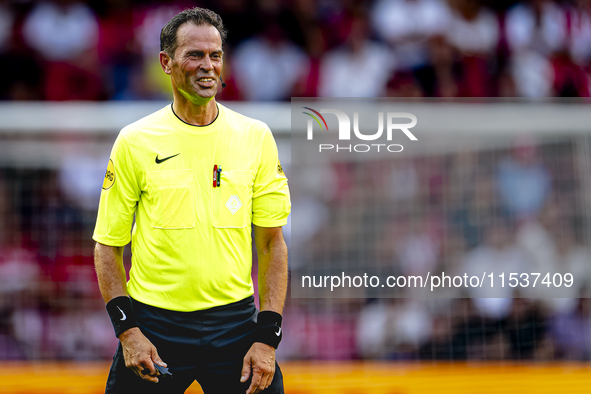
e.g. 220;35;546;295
175;22;222;53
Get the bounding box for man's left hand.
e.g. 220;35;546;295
240;342;276;394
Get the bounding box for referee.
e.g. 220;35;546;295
93;8;290;394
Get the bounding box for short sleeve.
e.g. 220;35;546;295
93;131;140;246
252;127;291;227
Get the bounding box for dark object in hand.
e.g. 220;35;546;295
141;365;173;378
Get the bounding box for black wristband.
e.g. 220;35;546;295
106;296;139;338
257;311;283;326
253;311;283;349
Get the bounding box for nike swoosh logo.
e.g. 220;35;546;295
155;153;180;164
117;306;127;321
275;327;281;336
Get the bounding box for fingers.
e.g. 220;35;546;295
257;372;273;394
121;330;168;384
240;356;251;383
246;370;275;394
242;343;276;393
136;356;159;383
151;348;167;368
246;367;263;394
258;363;275;393
124;348;162;383
136;345;171;383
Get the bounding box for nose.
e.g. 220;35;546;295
200;55;213;72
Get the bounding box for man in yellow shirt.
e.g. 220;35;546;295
93;8;290;394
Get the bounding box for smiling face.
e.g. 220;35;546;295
160;23;223;105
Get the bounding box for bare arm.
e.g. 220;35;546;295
241;226;288;394
94;242;166;383
94;243;127;302
254;226;288;314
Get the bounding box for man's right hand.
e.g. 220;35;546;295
119;327;167;383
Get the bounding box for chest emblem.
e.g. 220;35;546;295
155;153;180;164
225;195;243;215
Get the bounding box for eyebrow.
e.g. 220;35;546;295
186;50;224;56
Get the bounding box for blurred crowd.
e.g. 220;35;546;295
0;0;590;101
285;137;591;361
0;168;117;360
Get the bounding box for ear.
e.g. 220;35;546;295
159;51;172;75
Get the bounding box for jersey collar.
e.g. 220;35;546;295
167;102;223;134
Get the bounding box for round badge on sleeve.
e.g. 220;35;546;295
103;159;116;190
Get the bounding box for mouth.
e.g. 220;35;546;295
196;77;216;88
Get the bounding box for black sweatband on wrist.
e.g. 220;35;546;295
106;296;139;338
253;311;283;349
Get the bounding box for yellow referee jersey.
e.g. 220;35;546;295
93;103;291;311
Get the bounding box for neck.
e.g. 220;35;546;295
172;91;218;126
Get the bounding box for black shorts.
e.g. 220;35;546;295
105;296;284;394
